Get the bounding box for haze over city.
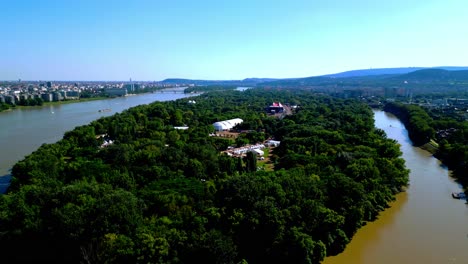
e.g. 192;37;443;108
2;0;467;81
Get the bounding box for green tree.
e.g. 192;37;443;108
244;151;257;172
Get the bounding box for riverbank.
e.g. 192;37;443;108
0;89;176;113
323;110;468;264
0;91;194;194
43;96;110;105
0;96;114;113
383;102;468;189
420;139;439;154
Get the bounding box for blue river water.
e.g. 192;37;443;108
0;88;193;192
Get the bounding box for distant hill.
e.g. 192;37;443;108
160;78;278;86
241;78;278;83
389;69;468;83
262;67;468;87
324;67;426;78
159;66;468;87
323;66;468;78
160;78;236;85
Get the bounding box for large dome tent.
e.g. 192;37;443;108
213;118;243;131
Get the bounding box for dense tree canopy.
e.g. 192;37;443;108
384;102;435;146
0;88;409;263
184;85;238;93
385;102;468;186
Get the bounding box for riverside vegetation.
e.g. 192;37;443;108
0;88;409;263
384;102;468;188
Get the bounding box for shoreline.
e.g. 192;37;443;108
0;92;162;113
0;97;112;113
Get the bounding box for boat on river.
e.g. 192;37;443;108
451;192;466;199
98;108;112;112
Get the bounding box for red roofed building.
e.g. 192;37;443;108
266;102;284;114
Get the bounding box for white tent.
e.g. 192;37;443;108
252;148;264;156
265;140;281;147
213;118;243;131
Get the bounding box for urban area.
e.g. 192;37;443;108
0;80;170;105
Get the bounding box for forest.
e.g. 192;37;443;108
0;88;409;263
264;69;468;95
383;102;435;146
183;85;237;93
384;102;468;186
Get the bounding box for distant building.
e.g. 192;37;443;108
264;140;280;147
213;118;243;131
66;91;80;99
266;102;284;114
3;95;16;104
448;98;468;107
41;93;53;102
124;84;134;93
52;92;64;101
0;96;5;103
105;88;128;97
19;94;29;101
251;148;264;156
432;99;447;106
384;87;398;98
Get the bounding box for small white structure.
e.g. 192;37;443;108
213;118;243;131
100;139;114;148
232;144;265;155
252;148;264;156
265;140;281;147
174;126;189;130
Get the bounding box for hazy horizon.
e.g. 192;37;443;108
3;66;468;83
2;0;467;81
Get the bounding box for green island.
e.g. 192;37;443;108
0;88;409;263
183;85;238;94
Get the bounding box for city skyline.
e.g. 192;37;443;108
2;0;468;81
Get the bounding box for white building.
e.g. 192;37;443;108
213;118;243;131
252;148;264;156
265;140;281;147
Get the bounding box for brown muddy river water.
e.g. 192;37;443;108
323;110;468;264
2;100;468;263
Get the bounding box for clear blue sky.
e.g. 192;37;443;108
1;0;467;81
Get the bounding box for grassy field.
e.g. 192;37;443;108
257;148;275;171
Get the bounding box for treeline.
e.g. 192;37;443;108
0;89;409;263
17;97;44;106
384;102;468;186
184;85;237;93
0;102;11;111
384;102;435;146
264;70;468;96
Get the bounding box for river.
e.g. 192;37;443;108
323;110;468;264
0;89;193;193
2;99;468;262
